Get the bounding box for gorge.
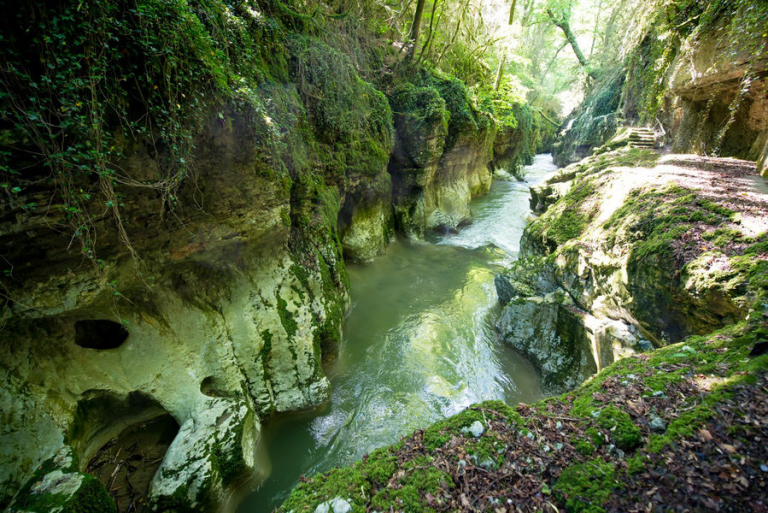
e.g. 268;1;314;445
0;0;766;512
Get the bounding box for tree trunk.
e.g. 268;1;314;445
494;52;507;91
435;0;468;65
508;0;517;25
589;0;604;59
547;8;596;78
417;0;441;63
407;0;427;59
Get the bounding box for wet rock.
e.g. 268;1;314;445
496;290;597;394
314;497;353;513
148;398;257;511
462;421;485;438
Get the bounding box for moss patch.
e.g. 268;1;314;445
554;459;621;513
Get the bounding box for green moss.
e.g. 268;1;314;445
280;449;403;513
528;177;598;251
276;295;298;340
13;470;116;513
289;36;394;178
465;436;506;470
370;458;452;513
65;475;117;513
554;459;621;513
585;427;604;447
575;439;595;456
427;72;478;151
422;402;522;451
596;406;642;451
209;411;250;488
390;83;448;129
701;227;750;247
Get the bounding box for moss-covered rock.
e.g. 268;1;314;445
498;149;765;394
278;317;768;512
388;70;496;238
8;447;115;513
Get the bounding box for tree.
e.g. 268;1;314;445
417;0;442;63
407;0;427;59
494;52;507;91
545;5;597;79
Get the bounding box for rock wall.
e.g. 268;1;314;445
388;81;496;238
390;128;494;237
0;30;508;513
662;17;768;164
0;108;351;509
496;148;767;393
553;5;768;170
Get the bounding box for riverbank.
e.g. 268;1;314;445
278;148;768;512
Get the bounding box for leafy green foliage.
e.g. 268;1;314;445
289;36;394;177
0;0;288;258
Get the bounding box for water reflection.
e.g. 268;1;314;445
234;154;557;513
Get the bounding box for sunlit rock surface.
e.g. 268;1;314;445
497;148;767;392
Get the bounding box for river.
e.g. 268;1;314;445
234;153;558;512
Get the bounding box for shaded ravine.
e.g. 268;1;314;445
234;154;558;512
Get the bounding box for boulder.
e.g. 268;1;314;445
149;398;258;511
7;447;115;513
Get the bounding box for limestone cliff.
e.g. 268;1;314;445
553;2;768;173
0;0;544;509
496;147;767;392
0;107;350;510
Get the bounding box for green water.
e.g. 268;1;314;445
234;155;558;513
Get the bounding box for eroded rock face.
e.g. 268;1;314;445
0;111;349;509
495;255;639;393
339;171;395;264
149;398;256;511
497;150;766;393
390;114;494;238
664;17;768;162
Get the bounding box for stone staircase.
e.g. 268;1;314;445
626;126;655;148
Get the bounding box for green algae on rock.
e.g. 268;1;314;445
496;147;766;394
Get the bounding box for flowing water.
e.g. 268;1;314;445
234;154;558;512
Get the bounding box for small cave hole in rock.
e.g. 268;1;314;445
71;391;179;513
75;320;129;349
200;375;233;397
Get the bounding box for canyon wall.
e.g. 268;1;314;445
496;148;767;393
553;4;768;172
0;4;549;510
